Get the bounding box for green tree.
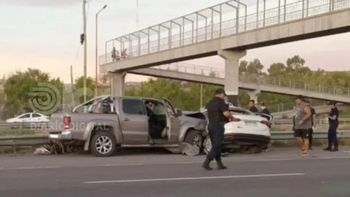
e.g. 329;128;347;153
74;76;95;103
286;55;305;68
239;60;248;73
268;63;286;77
246;59;264;75
4;69;63;117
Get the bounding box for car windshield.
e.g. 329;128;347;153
19;114;31;119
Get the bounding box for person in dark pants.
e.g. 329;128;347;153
305;101;316;150
293;95;312;155
324;101;339;152
202;88;234;170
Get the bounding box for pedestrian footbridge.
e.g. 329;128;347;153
100;0;350;105
129;63;350;103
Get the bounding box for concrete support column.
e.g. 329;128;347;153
109;72;126;97
247;90;261;104
218;50;246;106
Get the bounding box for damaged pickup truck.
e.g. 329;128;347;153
49;96;206;157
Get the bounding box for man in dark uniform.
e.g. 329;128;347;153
324;101;339;152
202;88;234;170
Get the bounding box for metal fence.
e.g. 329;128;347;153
150;63;350;98
100;0;350;65
239;75;350;97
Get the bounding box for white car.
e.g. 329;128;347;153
203;106;272;154
6;112;49;123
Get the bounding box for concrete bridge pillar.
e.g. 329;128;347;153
218;50;246;106
247;90;261;105
110;72;126;97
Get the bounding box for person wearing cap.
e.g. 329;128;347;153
324;101;339;152
293;95;312;155
202;88;234;170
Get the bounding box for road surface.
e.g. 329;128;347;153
1;147;350;197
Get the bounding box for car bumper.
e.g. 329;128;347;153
223;133;271;146
49;131;73;140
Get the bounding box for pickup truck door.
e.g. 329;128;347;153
118;98;149;144
162;98;180;144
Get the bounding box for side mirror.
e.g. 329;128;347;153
176;109;183;116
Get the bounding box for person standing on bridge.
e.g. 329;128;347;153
293;95;312;155
324;101;339;152
111;47;119;62
202;88;234;170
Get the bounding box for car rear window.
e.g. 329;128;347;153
122;99;146;115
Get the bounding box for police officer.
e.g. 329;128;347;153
202;88;234;170
324;101;339;152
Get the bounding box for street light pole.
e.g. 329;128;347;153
95;5;108;97
83;0;87;103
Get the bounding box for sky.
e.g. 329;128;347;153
0;0;349;83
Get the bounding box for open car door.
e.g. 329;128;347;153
161;98;180;144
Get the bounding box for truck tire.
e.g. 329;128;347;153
184;129;203;151
90;132;116;157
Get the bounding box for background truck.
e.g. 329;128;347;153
49;96;206;157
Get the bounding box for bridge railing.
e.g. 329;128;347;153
239;75;350;97
150;63;350;98
100;0;350;65
154;63;224;78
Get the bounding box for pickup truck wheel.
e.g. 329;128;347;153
184;130;203;151
90;132;116;157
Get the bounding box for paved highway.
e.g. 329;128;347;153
1;147;350;197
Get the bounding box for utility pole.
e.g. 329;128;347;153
200;83;203;111
95;5;108;97
70;65;75;108
136;0;139;25
83;0;87;103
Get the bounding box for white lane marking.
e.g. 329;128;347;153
15;166;61;170
84;173;305;184
94;161;197;168
95;163;145;167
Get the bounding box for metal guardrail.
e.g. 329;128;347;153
272;130;350;140
0;122;49;130
0;135;49;153
0;131;349;153
273;118;350;125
